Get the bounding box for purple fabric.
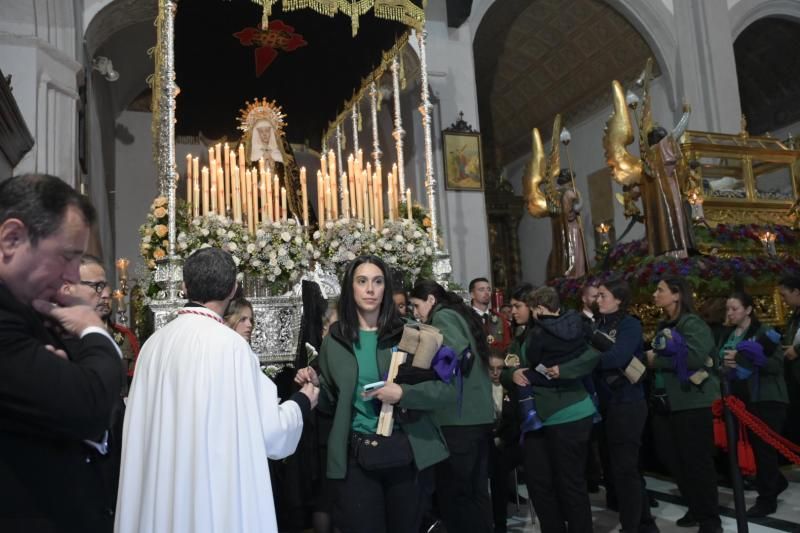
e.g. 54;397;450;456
431;345;459;384
656;328;691;383
735;340;767;368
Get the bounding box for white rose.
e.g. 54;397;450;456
383;242;393;250
345;251;356;260
272;267;281;276
413;231;422;239
394;234;404;242
228;242;238;252
232;255;241;266
285;259;295;269
313;230;321;240
331;240;340;249
278;247;287;256
246;243;256;253
280;231;291;242
406;244;415;253
217;228;226;236
325;221;334;230
201;228;210;237
200;243;211;249
313;250;321;259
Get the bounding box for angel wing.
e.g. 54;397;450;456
543;114;562;210
523;127;549;217
603;80;642;186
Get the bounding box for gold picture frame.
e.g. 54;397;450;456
443;131;484;191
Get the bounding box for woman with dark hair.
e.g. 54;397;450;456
716;290;788;518
294;256;454;533
224;297;254;343
409;279;494;533
594;279;655;533
647;277;721;533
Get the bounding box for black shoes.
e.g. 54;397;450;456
675;511;697;528
746;501;777;518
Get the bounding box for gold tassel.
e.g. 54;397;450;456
358;102;363;131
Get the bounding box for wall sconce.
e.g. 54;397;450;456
92;56;119;82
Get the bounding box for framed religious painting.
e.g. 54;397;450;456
442;130;484;191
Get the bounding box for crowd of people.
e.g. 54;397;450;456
1;172;799;533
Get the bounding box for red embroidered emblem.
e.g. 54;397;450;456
233;20;307;77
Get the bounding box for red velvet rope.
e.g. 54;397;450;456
712;397;800;465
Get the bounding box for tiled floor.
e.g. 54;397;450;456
501;466;800;532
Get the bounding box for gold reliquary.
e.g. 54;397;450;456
680;128;800;227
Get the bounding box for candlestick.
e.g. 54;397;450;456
348;170;356;220
113;289;127;326
238;144;246;181
192;157;200;218
224;144;231;214
328;150;337;217
325;173;332;221
281;187;287;222
210;179;217;214
354;166;363;221
216;161;225;216
186;154;193;206
387;182;394;222
300;167;309;226
201;166;210;216
406;188;412;220
232;166;242;223
376;164;383;228
265;168;274;223
251;166;259;228
260;170;268;224
273;175;280;223
317;170;325;226
244;169;253;233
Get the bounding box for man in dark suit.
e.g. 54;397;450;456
0;174;123;533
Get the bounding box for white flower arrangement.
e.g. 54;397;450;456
243;219;311;294
312;218;377;273
375;219;435;285
177;214;248;275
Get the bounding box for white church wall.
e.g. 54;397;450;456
421;3;493;286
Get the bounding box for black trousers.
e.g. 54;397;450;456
748;401;788;505
333;454;433;533
651;408;720;528
603;400;649;533
523;415;593;533
436;424;493;533
488;438;523;532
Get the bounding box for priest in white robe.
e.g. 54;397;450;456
114;247;318;533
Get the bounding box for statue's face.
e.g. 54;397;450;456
250;119;282;163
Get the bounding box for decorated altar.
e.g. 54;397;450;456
135;0;453;362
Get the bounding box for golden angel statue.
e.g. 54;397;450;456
524;115;589;280
603;59;694;258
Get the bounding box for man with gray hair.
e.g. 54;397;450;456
115;247;318;533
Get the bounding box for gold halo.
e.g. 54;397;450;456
237;98;287;136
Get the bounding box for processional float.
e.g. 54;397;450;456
145;0;452;362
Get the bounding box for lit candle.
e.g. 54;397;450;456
208;147;215;170
193;157;200;218
328;150;337;217
186;154;193;206
238;144;246;181
216;161;225;216
116;258;130;280
260;170;268;224
265;168;273;223
281;187;287;222
387;182;394;222
406;188;412;220
112;289;125;309
251;166;259;228
357;149;363;173
272;175;280;223
300;167;309;226
214;143;222;170
354;166;363;221
341;173;349;219
210;179;217;214
317;170;325;226
325;173;332;221
201;166;210;216
224;144;231;213
244;169;253;233
232;166;242;223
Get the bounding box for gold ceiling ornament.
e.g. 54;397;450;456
278;0;425;36
238;97;287;137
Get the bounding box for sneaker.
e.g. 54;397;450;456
675;511;697;528
746;501;777;518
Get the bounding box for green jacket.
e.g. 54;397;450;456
429;306;494;427
716;320;788;404
318;320;456;479
533;346;600;421
652;313;720;411
500;328;529;391
783;308;800;385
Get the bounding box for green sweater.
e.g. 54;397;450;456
318;321;456;479
532;346;600;421
429;306;495;427
500;330;528;391
783;308;800;385
652;313;720;411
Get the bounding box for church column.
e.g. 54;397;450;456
0;0;83;182
415;3;491;285
673;0;742;133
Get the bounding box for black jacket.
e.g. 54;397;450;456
0;284;123;532
525;310;590;387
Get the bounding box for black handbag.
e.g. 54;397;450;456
350;431;414;471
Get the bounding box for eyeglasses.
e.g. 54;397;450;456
80;280;108;294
